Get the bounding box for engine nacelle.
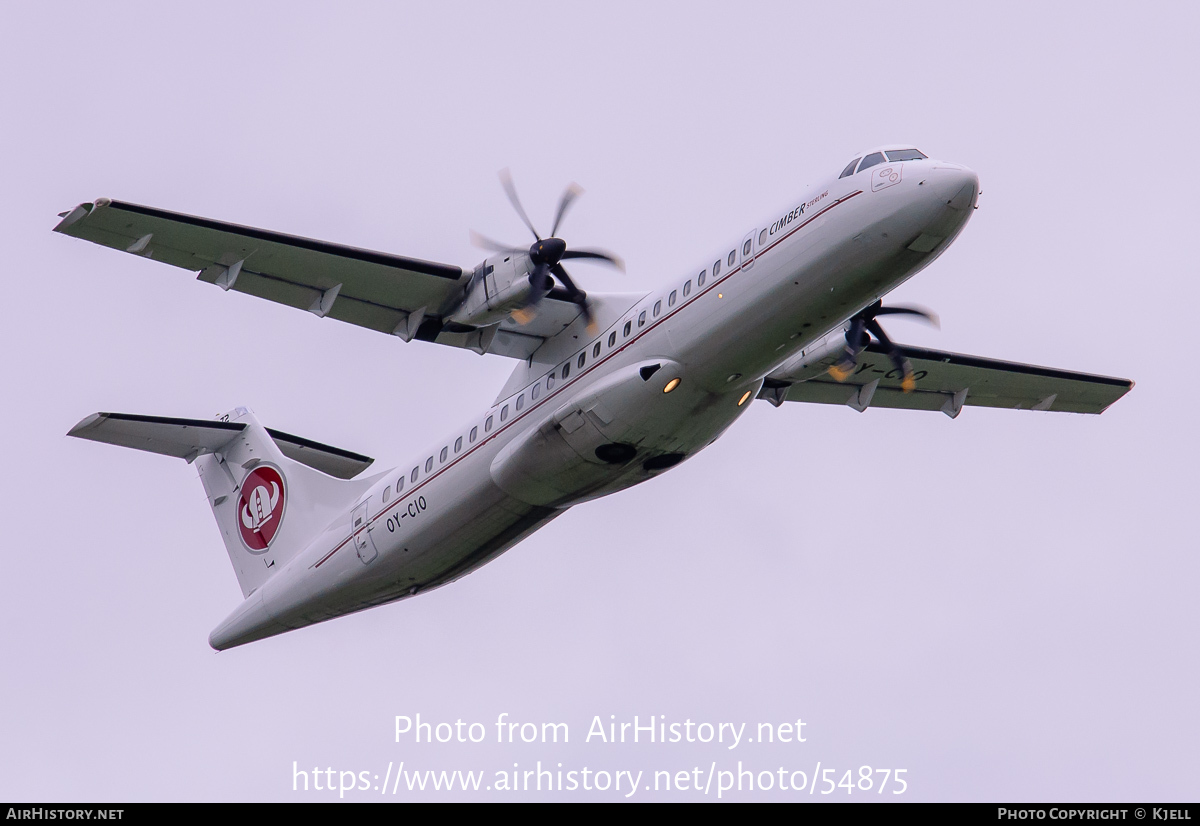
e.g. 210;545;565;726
444;255;534;328
766;329;847;384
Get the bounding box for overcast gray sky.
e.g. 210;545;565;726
2;1;1196;802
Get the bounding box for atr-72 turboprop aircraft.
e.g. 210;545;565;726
58;146;1133;650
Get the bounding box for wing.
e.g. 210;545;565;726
761;342;1133;417
53;199;571;359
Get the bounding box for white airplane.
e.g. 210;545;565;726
57;146;1133;650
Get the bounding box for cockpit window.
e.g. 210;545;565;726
839;158;861;179
885;148;927;162
858;152;886;172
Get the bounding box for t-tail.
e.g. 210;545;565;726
67;407;377;647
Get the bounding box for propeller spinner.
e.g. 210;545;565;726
827;300;939;393
472;170;623;332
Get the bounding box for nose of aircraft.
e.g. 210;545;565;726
928;162;980;210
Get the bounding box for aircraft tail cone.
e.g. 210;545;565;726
209;591;290;651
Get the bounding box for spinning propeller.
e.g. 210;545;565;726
472;169;623;332
827;300;939;393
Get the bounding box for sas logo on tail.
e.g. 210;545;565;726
237;465;286;552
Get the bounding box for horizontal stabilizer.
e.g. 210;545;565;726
264;427;374;479
67;412;244;460
69;412;375;478
67;406;378;603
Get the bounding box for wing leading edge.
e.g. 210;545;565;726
761;341;1133;416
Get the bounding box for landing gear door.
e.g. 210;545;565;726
740;230;757;271
352;500;378;564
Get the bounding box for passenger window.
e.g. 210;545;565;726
638;311;646;327
577;353;585;368
608;331;616;347
396;476;404;492
454;436;463;453
470;426;478;443
547;373;555;390
439;446;448;463
593;342;601;358
425;457;434;472
516;394;525;411
839;157;862;178
713;260;721;277
653;300;661;317
758;228;768;245
698;270;706;287
562;363;570;379
485;415;493;432
858;152;886;172
500;404;509;422
668;290;677;307
727;250;736;266
383;485;391;503
683;280;691;297
742;239;752;256
411;467;419;483
532;382;540;400
623;321;632;337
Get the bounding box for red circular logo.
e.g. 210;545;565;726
237;465;286;552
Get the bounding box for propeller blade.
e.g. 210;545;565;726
864;317;896;351
561;248;625;271
874;304;940;328
498;168;541;241
550;263;583;297
549;183;583;238
828;317;867;382
480;173;621;334
847;316;869;352
529;263;553;298
827;360;854;382
469;230;524;254
551;263;596;332
865;318;917;393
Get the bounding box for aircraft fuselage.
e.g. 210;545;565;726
209;157;981;648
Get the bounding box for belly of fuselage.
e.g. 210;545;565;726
487;355;751;507
266;461;560;629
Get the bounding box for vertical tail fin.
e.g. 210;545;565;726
68;407;377;597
